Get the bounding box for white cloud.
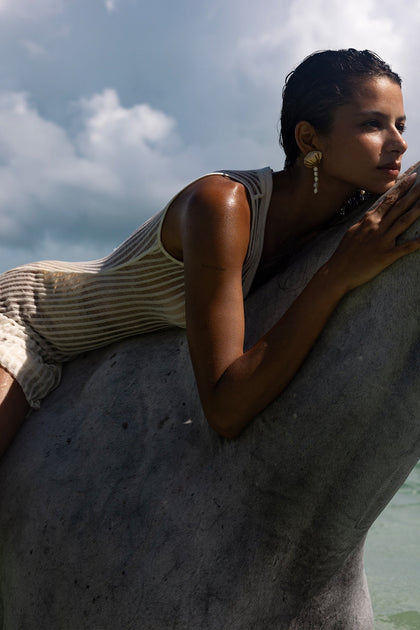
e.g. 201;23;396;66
0;89;202;270
233;0;404;88
79;89;176;155
104;0;116;12
0;0;62;19
75;89;199;206
288;0;401;60
0;91;116;192
21;39;48;58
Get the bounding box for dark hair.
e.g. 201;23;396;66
280;49;402;168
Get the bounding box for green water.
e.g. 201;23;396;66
365;463;420;629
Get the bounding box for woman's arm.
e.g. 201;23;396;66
178;174;420;439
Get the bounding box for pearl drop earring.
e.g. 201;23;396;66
303;150;323;195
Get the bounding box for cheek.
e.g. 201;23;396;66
325;135;376;161
357;135;383;154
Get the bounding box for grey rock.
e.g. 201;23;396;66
0;187;419;629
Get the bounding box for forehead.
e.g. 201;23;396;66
352;76;403;108
333;76;405;122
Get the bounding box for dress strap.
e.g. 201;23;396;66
215;168;273;298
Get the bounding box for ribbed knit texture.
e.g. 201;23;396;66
0;167;273;407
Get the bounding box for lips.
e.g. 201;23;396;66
378;163;401;176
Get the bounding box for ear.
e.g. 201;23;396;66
294;121;322;156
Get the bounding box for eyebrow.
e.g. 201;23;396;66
358;110;406;121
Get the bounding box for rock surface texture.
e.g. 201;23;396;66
0;185;420;629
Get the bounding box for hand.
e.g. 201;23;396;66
328;173;420;292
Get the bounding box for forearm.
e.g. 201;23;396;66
204;262;347;438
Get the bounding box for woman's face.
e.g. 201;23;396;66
318;76;407;195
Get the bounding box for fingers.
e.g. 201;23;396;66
369;172;417;220
371;173;420;235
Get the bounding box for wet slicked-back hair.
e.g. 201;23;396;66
280;49;402;168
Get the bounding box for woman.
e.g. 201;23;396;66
1;48;420;452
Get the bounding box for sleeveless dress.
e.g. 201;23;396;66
0;167;273;408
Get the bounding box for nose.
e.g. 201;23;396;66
387;127;407;155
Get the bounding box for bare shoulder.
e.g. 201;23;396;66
180;174;250;219
181;175;251;258
163;174;251;261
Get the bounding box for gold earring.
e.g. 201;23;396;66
304;150;322;194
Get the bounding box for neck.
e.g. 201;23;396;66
270;165;356;239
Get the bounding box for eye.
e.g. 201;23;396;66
396;121;406;134
363;119;382;129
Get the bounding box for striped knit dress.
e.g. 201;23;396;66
0;168;273;408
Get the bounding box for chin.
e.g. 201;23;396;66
367;180;397;195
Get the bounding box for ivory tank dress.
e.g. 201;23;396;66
0;168;273;409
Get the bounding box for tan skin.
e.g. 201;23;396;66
1;76;420;452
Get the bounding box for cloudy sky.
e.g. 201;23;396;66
0;0;420;272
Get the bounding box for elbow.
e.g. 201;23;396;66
203;407;247;440
209;423;242;440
